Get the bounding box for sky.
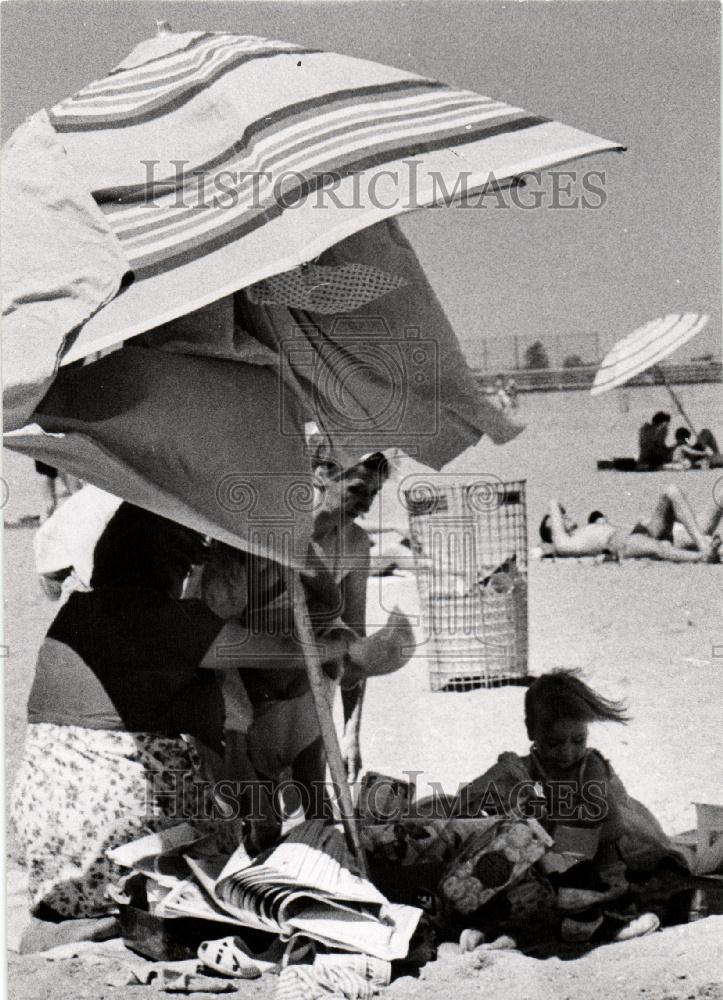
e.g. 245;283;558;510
1;0;720;370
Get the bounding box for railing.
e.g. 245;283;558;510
474;361;722;394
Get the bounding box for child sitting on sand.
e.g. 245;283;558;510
455;672;685;943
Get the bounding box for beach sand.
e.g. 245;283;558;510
4;384;723;998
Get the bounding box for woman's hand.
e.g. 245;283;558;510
347;608;415;677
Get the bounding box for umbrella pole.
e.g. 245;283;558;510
289;570;368;876
655;366;698;436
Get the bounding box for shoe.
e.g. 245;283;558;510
614;912;660;941
197;937;265;978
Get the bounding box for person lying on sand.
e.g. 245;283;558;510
538;485;721;562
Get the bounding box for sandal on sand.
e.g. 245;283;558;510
614;912;660;941
197;937;263;979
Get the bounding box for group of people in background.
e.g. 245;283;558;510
637;410;720;470
491;376;518;412
539;486;721;563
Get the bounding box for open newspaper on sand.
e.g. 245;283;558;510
109;821;421;960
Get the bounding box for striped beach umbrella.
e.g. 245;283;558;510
48;28;622;360
591;313;711;396
591;312;711;433
3;24;625;553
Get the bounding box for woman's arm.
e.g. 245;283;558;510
681;444;708;463
199;619;349;671
548;500;590;555
547;500;612;556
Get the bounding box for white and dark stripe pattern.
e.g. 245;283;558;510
92;78;545;278
36;28;622;359
591;313;710;395
50;34;314;130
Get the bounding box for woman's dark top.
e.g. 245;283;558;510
27;587;225;752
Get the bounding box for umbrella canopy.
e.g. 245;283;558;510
50;29;622;360
3;27;624;558
591;313;710;395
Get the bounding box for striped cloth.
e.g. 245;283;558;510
41;28;623;359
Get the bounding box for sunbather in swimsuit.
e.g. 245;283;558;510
541;486;721;563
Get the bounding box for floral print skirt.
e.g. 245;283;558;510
10;723;208;918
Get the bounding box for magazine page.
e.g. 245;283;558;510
184;853;277;933
154;877;246;926
215;821;386;906
288;901;423;961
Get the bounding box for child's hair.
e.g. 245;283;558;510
587;510;606;524
525;669;629;737
674;427;691;443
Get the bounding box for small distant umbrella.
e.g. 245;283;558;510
591;312;710;431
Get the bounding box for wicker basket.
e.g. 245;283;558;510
405;478;528;691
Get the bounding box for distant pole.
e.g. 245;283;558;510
482;338;488;372
513;336;520;370
594;330;601;362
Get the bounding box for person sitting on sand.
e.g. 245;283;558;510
666;428;709;469
12;503;409;952
455;671;681;944
637;411;672;469
666;426;723;469
538;485;721;562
